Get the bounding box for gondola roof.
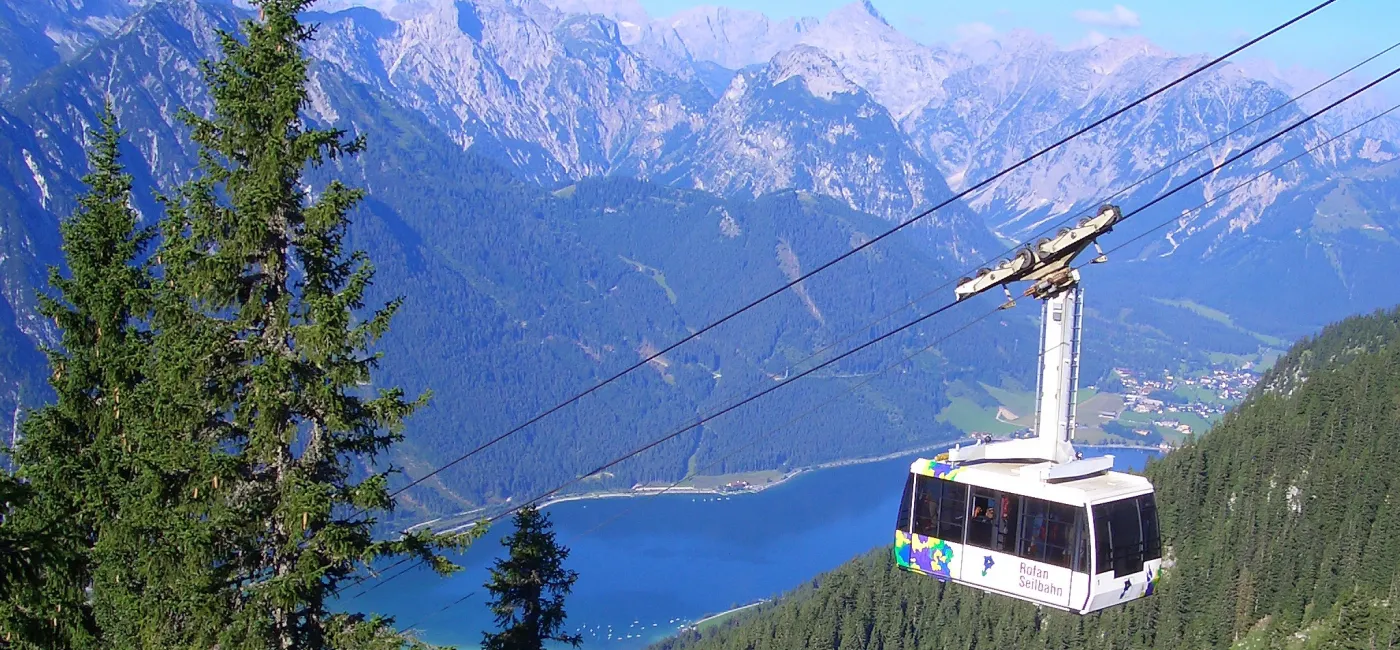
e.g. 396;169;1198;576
908;457;1154;505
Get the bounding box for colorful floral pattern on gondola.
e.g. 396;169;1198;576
1144;566;1158;596
894;530;955;577
914;459;963;481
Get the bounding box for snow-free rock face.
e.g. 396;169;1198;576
663;5;814;71
788;0;960;120
0;0;148;94
4;0;1400;344
906;35;1299;237
896;30;1400;335
507;0;1400;287
304;0;714;183
288;0;999;265
3;0;1400;506
647;44;996;264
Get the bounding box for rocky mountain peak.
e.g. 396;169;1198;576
554;12;623;45
765;44;859;100
536;0;647;23
535;0;700;77
950;27;1054;65
792;0;956;118
664;5;812;69
1074;34;1174;75
824;0;889;28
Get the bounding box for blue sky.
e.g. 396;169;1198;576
634;0;1394;73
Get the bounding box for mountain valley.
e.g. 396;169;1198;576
1;0;1397;519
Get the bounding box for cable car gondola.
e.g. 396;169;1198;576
893;457;1161;613
894;205;1161;614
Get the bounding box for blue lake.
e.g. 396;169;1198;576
346;446;1159;648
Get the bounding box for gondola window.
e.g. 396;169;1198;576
1016;497;1048;560
1071;510;1091;573
937;479;967;541
1093;494;1161;577
967;488;1018;552
910;475;965;541
1015;497;1080;569
912;477;938;537
895;474;915;531
1140;493;1161;561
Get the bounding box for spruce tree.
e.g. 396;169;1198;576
482;506;582;650
0;474;39;603
0;106;153;649
149;0;474;646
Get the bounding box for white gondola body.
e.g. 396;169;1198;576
894;458;1161;614
901;204;1162;613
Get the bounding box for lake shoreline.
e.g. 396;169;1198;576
430;439;1171;534
688;599;770;630
430;439;972;534
365;446;1166;650
531;439;1169;511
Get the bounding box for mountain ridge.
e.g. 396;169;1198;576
3;0;1399;514
0;0;1033;517
313;0;1400;342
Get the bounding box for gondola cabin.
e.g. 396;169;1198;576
902;204;1162;613
893;457;1160;614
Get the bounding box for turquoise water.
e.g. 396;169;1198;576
346;446;1158;648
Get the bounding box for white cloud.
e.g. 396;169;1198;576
1072;4;1140;29
954;22;997;41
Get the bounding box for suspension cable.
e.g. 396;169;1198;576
360;0;1341;511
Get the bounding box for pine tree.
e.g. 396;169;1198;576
482;506;582;650
0;106;153;649
148;0;475;646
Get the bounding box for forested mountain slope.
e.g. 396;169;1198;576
550;0;1400;341
657;306;1400;650
0;0;1379;519
0;0;1041;518
10;0;1400;348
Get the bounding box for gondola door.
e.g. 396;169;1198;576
893;472;967;582
1083;492;1162;612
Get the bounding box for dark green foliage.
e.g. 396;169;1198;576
145;0;476;645
0;0;1314;529
1253;304;1400;397
0;106;151;649
313;92;1028;519
482;506;582;650
657;305;1400;650
0;0;1277;526
0;474;39;603
3;1;480;646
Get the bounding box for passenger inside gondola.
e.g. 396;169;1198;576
914;489;937;535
